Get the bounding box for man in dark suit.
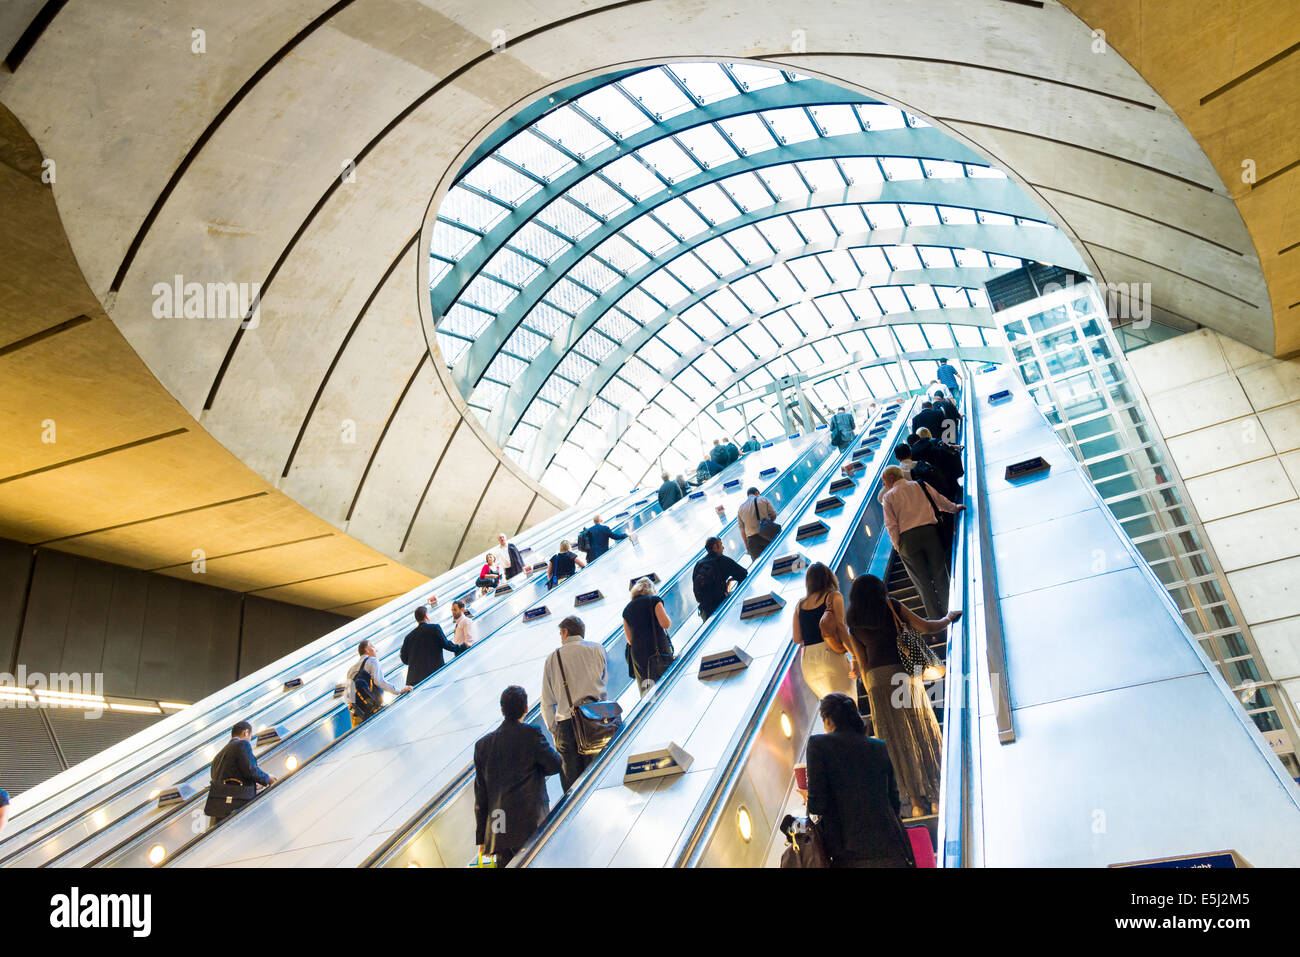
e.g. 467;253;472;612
204;720;275;827
657;471;684;511
911;401;945;439
474;685;562;867
801;693;914;867
584;515;627;559
400;605;462;687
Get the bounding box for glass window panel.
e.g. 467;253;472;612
894;325;928;351
842;288;882;319
693;351;732;386
659;318;701;353
535;198;601;242
715;172;772;214
666;252;716;292
826;205;869;234
762;107;820;145
438;186;509;232
705;287;749;323
546;276;596;314
874;286;910;313
952;324;984;347
809;104;861;136
510;221;568;262
922;324;955;348
756;165;807;201
592;234;647;274
441;302;494;338
850;246;891;276
653;197;709;240
617;288;663;323
495;130;574;181
940;205;978;226
567;255;622;295
866;204;904;229
884;245;922;272
738;324;777;355
675;125;738;168
796;159;845;192
725;224;774;263
764;311;802;345
727;62;787;91
762;265;806;303
634;138;699;183
601;154;667;203
783;258;824;293
640;269;691;307
880;157;923;181
900;203;940;226
502;325;549;360
817;294;853;327
459;156;541;206
731;274;778;311
483;246;542;287
755;215;804;252
789;209;837;244
695;236;745;276
668;62;736;105
526;302;573;337
683;182;741;225
566;175;631;220
907;285;941;311
715;113;779;156
787;300;827;333
715;334;751;368
682;301;724;338
854;104;906;130
533;107;613;158
429;257;453;288
575;85;651;138
619;68;695;121
935;285;967;309
922;159;965;180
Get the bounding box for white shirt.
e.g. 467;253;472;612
453;612;477;647
737;495;776;537
540;638;608;736
344;655;401;707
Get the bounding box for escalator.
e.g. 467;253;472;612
163;431;833;868
507;400;914;868
0;485;648;867
663;365;1300;868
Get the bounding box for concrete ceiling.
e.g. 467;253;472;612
0;0;1291;611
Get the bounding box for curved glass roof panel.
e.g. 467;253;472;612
428;62;1083;501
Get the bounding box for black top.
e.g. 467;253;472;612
709;445;729;466
503;543;525;579
723;442;740;463
850;598;904;669
623;594;665;676
658;479;684;510
806;730;913;866
797;597;828;648
550;550;577;579
211;737;271;788
400;622;461;686
473;719;562;853
933;398;960;424
911;407;946;439
693;552;748;617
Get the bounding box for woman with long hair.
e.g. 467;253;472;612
791;562;854;699
622;577;673;696
845;573;957;818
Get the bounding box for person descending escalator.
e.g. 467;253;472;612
791;562;855;700
692;536;748;621
346;639;412;729
474;685;561;868
546;539;586;590
400;605;463;687
451;600;478;648
203;720;277;829
845;574;958;819
477;553;501;596
657;471;684;511
493;532;525;580
622;577;674;697
798;693;915;868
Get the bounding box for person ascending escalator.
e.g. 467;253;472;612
203;720;277;829
546;539;586;589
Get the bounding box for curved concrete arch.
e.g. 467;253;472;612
0;0;1284;580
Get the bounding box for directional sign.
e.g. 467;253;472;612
629;572;660;590
700;647;754;678
527;563;548;576
852;446;874;460
762;442;775;449
624;742;694;784
828;477;856;494
815;423;827;430
256;725;290;748
518;546;532;557
156;783;196;809
1005;456;1050;481
1110;850;1248;869
771;553;809;577
815;495;844;513
282;677;303;692
614;511;629;519
689;491;706;500
796;519;830;541
989;389;1012;404
980;363;998;373
574;589;604;607
740;592;787;620
760;467;778;478
494;582;513;596
523;606;550;622
723;479;741;490
842;462;864;476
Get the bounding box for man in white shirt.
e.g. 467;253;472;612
451;600;478;647
736;486;778;560
492;533;525;579
881;466;964;620
540;615;609;791
345;640;411;728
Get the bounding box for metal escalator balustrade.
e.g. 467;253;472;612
165;435;822;868
364;432;839;868
0;486;643;867
512;401;912;867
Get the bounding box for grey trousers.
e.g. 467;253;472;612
897;524;949;620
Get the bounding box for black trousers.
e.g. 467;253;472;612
495;847;516;868
554;718;592;792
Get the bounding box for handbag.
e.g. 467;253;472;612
645;623;675;682
889;600;945;681
555;647;623;756
779;814;830;868
818;602;849;655
203;777;257;818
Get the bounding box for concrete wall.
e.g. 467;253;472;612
0;538;349;703
1126;328;1300;722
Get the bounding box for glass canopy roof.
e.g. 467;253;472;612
427;61;1075;503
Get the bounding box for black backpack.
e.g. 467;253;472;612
692;556;727;608
351;657;384;719
937;441;964;479
910;461;948;497
576;527;592;553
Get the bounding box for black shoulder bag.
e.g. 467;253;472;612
555;646;623;756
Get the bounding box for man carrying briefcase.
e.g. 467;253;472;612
204;720;276;829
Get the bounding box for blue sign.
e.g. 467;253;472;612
689;491;705;500
633;498;649;506
282;677;303;690
518;546;531;557
829;478;855;494
494;582;513;596
989;389;1012;404
627;755;680;775
760;467;777;477
788;433;800;440
629;573;659;590
614;511;629;518
740;592;786;619
762;442;774;449
1113;851;1240;869
771;553;806;576
814;423;827;430
523;606;550;622
815;496;843;513
980;363;998;373
574;589;603;607
852;447;874;460
723;479;741;489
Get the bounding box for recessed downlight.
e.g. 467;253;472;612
148;844;167;865
779;712;793;739
737;806;753;842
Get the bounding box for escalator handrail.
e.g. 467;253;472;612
670;400;918;867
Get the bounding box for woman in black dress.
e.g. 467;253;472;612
546;539;586;590
622;577;673;696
